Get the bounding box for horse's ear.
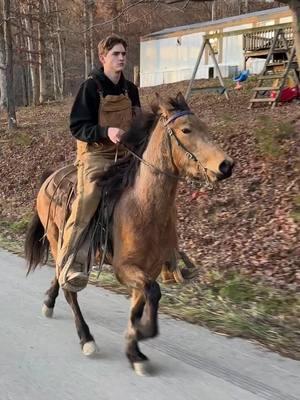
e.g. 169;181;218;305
151;95;159;114
176;92;188;108
151;92;168;116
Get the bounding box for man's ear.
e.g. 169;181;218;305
99;53;105;65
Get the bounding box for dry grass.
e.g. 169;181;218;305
89;269;300;360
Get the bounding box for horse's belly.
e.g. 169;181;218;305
113;220;175;276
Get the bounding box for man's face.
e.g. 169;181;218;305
100;43;127;73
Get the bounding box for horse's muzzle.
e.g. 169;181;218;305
217;159;234;180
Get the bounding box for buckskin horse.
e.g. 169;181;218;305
25;92;233;376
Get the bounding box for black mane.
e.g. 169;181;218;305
99;110;157;203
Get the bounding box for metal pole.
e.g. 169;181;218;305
185;38;207;101
207;40;229;100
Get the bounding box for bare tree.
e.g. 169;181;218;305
3;0;17;129
54;0;65;98
88;1;96;69
83;0;96;78
0;21;8;110
43;0;59;99
20;0;40;105
38;0;47;103
83;0;91;78
15;1;31;106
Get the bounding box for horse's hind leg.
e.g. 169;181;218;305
41;225;61;317
63;289;97;357
42;277;59;318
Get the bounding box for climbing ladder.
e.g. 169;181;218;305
249;28;299;109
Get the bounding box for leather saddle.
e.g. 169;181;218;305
45;164;77;210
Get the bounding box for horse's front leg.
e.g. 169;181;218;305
135;281;161;341
116;264;161;376
63;289;98;356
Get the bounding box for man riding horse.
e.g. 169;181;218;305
57;35;141;292
26;71;234;372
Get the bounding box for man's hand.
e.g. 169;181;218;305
107;127;125;144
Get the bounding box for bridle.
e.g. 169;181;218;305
122;109;213;188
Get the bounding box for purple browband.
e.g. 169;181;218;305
164;110;194;126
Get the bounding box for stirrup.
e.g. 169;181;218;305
58;256;88;292
59;271;89;292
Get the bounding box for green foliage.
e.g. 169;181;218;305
255;116;295;157
0;213;32;235
13;132;32;146
9;214;32;233
290;195;300;223
90;269;300;359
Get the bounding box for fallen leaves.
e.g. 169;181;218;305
0;81;299;289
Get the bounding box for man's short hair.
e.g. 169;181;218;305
98;35;128;56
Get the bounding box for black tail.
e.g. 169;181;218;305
25;212;49;275
25;169;53;275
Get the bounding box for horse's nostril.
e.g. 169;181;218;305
219;160;233;178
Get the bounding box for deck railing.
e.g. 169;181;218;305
243;26;293;52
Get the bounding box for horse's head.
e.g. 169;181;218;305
153;92;234;183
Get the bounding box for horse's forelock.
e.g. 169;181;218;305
151;95;190;116
168;96;189;111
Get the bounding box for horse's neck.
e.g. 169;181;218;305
133;122;178;216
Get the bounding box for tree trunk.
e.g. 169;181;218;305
15;30;29;106
0;23;8;110
23;2;39;105
54;0;64;98
289;0;300;67
111;0;120;32
50;46;58;99
133;65;140;86
21;65;29;106
38;0;47;103
83;0;91;78
43;0;58;99
3;0;17;129
16;3;31;105
211;0;216;20
88;3;95;70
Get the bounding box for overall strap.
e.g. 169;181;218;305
123;79;128;96
89;75;129;97
88;75;103;99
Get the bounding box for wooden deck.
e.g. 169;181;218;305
243;26;293;58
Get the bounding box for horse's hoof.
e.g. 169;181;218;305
42;304;54;318
82;341;98;357
133;361;150;377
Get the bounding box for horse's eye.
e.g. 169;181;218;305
182;128;191;134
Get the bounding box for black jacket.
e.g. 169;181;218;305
70;67;141;143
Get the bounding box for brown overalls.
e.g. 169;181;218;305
57;86;133;292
